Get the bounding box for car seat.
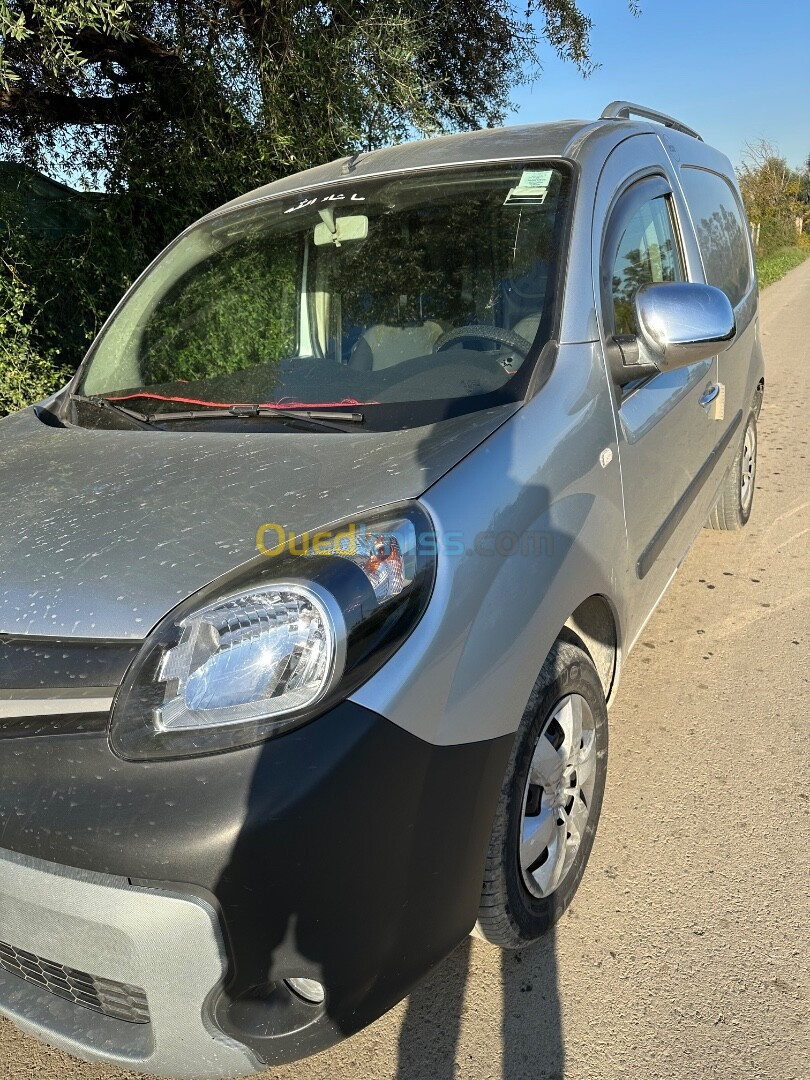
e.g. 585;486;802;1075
348;321;444;371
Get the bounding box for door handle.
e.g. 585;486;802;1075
699;384;720;408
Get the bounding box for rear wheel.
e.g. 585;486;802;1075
475;640;608;948
707;410;757;531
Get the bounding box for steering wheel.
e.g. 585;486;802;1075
433;324;533;361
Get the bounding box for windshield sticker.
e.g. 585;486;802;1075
285;192;367;214
504;169;555;206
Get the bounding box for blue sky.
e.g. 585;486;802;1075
510;0;810;169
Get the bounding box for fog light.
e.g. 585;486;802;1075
285;977;325;1005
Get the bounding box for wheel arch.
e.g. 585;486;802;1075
559;594;619;702
754;376;764;416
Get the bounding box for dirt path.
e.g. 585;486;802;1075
2;261;808;1080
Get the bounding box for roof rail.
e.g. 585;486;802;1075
600;100;703;141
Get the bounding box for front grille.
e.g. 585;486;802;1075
0;939;149;1024
0;712;111;740
0;635;139;692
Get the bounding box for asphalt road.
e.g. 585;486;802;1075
2;260;809;1080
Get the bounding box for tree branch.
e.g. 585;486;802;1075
73;27;181;71
0;86;147;125
221;0;266;38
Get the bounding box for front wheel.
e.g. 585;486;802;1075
475;640;608;949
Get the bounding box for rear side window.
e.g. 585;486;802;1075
680;167;752;307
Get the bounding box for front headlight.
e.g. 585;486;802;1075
155;583;343;731
110;503;434;760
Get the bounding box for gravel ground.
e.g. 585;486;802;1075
2;260;808;1080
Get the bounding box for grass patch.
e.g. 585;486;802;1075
757;245;810;289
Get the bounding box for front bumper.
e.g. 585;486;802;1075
0;847;259;1077
0;699;512;1075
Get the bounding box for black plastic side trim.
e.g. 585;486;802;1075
637;409;743;579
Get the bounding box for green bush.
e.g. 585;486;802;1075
140;239;297;387
0;253;72;416
756;215;797;258
0;179;147;417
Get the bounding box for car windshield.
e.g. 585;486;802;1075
78;162;572;430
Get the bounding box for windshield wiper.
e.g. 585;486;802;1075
150;404;364;431
71;394;153;428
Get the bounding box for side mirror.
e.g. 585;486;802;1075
633;281;736;371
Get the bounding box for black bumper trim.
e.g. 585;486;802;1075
0;700;514;1065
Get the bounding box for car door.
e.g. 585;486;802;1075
677;162;760;427
593;135;720;642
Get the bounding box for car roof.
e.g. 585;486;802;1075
210;119;615;216
207;114;732;220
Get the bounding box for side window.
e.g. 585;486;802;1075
611;196;683;335
679;167;751;307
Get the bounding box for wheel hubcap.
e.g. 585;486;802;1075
740;421;756;512
519;694;597;899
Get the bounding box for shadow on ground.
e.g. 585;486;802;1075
395;935;564;1080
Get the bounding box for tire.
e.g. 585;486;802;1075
707;409;757;531
474;640;608;949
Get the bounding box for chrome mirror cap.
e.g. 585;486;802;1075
634;282;736;370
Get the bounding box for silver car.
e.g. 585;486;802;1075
0;100;763;1076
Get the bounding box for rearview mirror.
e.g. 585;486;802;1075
633;282;736;371
314;212;369;247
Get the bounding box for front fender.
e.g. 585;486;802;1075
351;341;628;746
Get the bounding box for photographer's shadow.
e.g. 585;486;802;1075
395;931;564;1080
